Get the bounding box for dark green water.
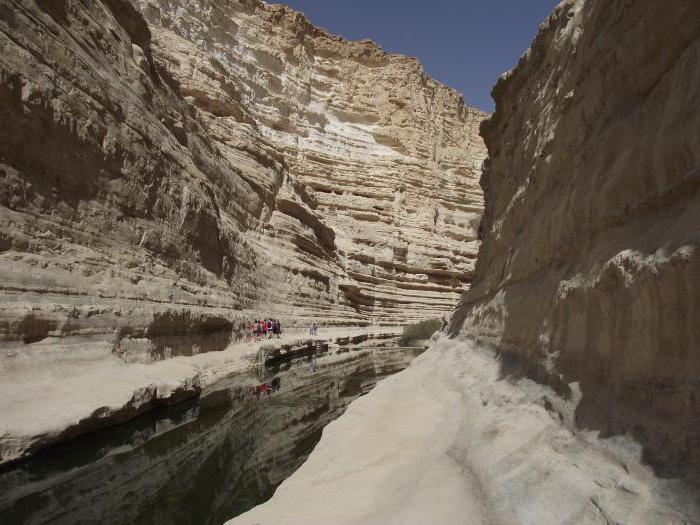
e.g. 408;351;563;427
0;348;421;525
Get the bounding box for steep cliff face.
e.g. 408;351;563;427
138;0;487;323
0;0;484;463
454;0;700;469
0;0;486;353
0;0;273;346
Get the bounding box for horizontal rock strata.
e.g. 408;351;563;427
0;0;484;461
139;0;487;323
453;0;700;470
0;0;486;354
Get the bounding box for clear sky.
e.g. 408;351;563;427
279;1;560;112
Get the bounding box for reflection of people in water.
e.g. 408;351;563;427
309;355;317;373
252;377;282;401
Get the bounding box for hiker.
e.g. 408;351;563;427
267;319;273;339
271;376;281;391
261;320;267;338
274;319;281;338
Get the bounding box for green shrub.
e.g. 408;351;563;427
399;319;442;346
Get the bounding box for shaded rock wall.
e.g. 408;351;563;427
453;0;700;469
0;0;269;346
0;0;486;351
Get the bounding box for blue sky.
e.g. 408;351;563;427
279;1;560;112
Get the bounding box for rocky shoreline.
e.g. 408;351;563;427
0;326;401;467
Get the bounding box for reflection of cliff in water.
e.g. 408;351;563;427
0;347;423;525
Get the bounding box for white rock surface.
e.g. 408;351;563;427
0;326;400;465
454;0;700;469
232;336;699;524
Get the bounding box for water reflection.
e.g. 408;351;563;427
0;348;421;525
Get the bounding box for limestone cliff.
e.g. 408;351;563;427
138;0;487;323
453;0;700;470
0;0;484;463
0;0;486;358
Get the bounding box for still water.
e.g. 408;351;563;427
0;347;422;525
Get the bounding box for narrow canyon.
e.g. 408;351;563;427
0;0;485;465
1;0;699;524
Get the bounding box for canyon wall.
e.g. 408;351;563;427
138;0;487;323
0;0;483;463
453;0;700;470
0;0;486;356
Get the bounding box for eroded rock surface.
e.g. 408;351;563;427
0;0;484;462
0;0;486;353
453;0;700;470
139;0;487;322
0;346;422;524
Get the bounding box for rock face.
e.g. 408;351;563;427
0;0;484;466
139;0;487;323
453;0;700;470
0;0;486;358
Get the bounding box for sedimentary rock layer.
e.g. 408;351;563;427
0;0;483;466
0;0;486;354
138;0;487;322
453;0;700;469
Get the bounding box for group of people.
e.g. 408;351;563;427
245;319;324;400
243;319;324;341
252;376;281;400
248;319;283;341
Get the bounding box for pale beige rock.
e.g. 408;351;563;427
0;0;485;344
453;0;700;471
0;0;484;462
231;338;700;524
138;0;488;323
0;326;402;465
